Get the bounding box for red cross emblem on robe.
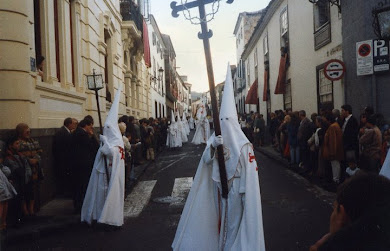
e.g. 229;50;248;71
119;147;125;160
249;152;255;163
249;152;258;171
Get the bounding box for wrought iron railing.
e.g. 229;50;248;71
120;0;143;33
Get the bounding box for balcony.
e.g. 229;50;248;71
120;0;143;34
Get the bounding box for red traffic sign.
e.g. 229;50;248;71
324;59;346;81
358;43;371;57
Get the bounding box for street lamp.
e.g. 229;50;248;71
373;6;390;39
86;69;104;132
86;69;109;184
150;67;164;84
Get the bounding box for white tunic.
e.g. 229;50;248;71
380;149;390;179
81;135;125;226
167;123;182;148
172;143;266;251
178;121;188;143
189;117;195;130
192;118;210;145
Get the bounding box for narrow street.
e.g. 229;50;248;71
9;132;335;251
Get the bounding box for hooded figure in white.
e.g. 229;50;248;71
182;112;190;135
81;85;125;227
167;110;182;148
380;150;390;179
172;64;266;251
177;112;188;143
192;99;210;145
189;115;195;130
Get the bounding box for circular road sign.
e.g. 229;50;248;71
358;43;371;57
324;59;346;81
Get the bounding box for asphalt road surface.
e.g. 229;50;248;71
9;131;335;251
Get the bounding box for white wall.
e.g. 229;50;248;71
242;0;344;125
148;20;166;118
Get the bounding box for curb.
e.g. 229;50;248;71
6;215;80;245
255;146;336;198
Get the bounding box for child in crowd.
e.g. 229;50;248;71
345;155;360;178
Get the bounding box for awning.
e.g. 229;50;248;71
245;79;258;104
274;53;288;94
263;70;268;101
143;18;151;68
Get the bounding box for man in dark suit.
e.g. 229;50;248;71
341;105;359;161
53;117;78;197
298;110;315;173
71;119;99;213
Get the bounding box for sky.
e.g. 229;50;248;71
150;0;270;92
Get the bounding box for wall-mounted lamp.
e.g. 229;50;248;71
373;6;390;39
150;67;164;83
308;0;341;13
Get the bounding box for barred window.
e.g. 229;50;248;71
318;68;333;103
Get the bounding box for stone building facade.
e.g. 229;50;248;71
0;0;149;204
341;0;390;119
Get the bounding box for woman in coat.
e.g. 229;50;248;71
322;113;344;184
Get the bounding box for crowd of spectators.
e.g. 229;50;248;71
238;105;390;191
0;114;170;232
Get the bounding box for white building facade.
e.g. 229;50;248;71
241;0;343;124
148;15;166;119
233;11;263;115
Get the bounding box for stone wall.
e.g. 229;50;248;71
342;0;390;118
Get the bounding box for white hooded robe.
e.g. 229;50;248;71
81;85;125;227
173;64;265;251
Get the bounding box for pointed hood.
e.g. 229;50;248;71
209;63;249;182
182;112;187;122
380;150;390;179
103;84;124;148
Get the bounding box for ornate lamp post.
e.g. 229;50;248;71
86;69;110;184
170;0;233;199
373;6;390;39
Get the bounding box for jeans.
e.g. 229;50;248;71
290;146;300;165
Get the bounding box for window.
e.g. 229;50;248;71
280;7;289;65
318;68;333;107
34;0;42;69
152;32;156;45
263;34;269;56
314;1;330;31
283;79;292;110
254;48;258;67
155;101;158;118
54;0;61;81
313;1;331;50
247;61;250;85
104;29;113;102
280;8;288;37
69;1;75;85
